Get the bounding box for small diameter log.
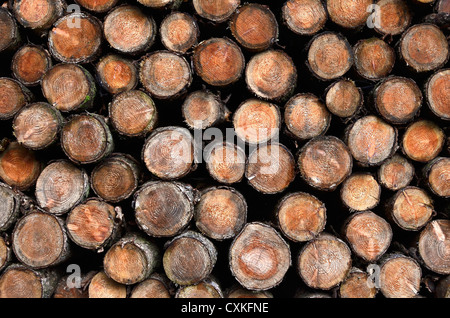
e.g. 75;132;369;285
0;141;41;191
0;7;20;53
140;51;192;100
227;286;273;298
246;50;297;102
307;32;353;81
13;102;63;151
41;63;96;113
233;99;281;145
426;68;450;120
230;3;278;52
245;143;296;194
88;271;127;298
48;13;102;64
297;233;352;290
141;126;195;180
163;231;217;286
160;12;199;54
192;0;240;23
75;0;119;13
436;275;450;298
11;44;52;87
35;160;89;215
0;236;11;272
423;157;450;198
12;211;71;268
53;271;96;298
193;37;244;87
195;186;247;241
377;154;414;191
96;54;138;95
325;79;363;118
0;77;33;120
373;76;423;125
0;182;21;232
402;120;445;163
340;173;381;212
109;90;158;138
181;90;228;130
229;222;290;291
343;211;393;262
282;0;327;36
91;154;142;203
12;0;65;31
130;273;172;298
418;219;450;275
284;93;331;140
61;113;114;165
0;264;59;298
103;233;160;285
137;0;181;9
339;268;377;298
379;254;422;298
204;141;246;185
133;181;197;238
104;5;156;55
326;0;373;29
399;23;449;73
275;192;326;242
297;136;353;191
353;38;395;81
176;277;223;298
373;0;412;36
387;186;434;231
66;198;121;251
346;115;397;166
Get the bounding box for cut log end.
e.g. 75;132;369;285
0;8;19;52
375;0;412;35
12;45;52;86
160;12;199;54
339;270;377;298
282;0;327;36
176;279;223;298
192;0;240;23
0;183;20;232
0;265;44;298
182;90;225;130
76;0;119;13
378;154;414;191
426;69;450;120
418;219;450;275
326;0;373;29
88;271;127;298
425;157;450;198
227;287;273;298
205;142;246;184
402;120;445;163
437;0;450;13
96;54;138;95
12;0;64;30
130;276;171;298
325;79;362;118
0;236;10;271
137;0;180;9
341;173;381;211
354;38;395;81
0;78;30;120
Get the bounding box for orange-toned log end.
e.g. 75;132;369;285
298;136;353;191
160;12;199;54
438;0;450;13
374;77;422;124
109;90;157;137
298;233;352;290
346;115;397;166
104;5;156;55
193;37;244;87
402;120;445;163
276;192;326;242
227;287;273;298
0;236;9;270
344;211;392;262
379;255;422;298
195;187;247;240
12;45;52;86
246;50;297;101
0;266;43;298
48;13;102;64
282;0;327;36
230;3;278;52
284;93;331;140
326;0;373;29
325;79;362;118
182;90;225;130
130;275;171;298
0;78;30;120
96;54;138;95
354;38;395;81
193;0;241;23
134;182;194;237
140;51;192;99
307;32;353;81
0;8;18;52
137;0;179;9
400;23;449;72
176;280;223;298
75;0;119;13
66;199;117;250
142;127;194;180
233;99;280;145
205;142;246;184
13;0;64;30
375;0;412;36
426;157;450;198
230;222;291;291
378;154;414;191
13;102;62;151
0;141;41;191
88;271;127;298
390;186;434;231
246;143;296;195
341;173;381;211
426;69;450;120
103;244;148;285
339;270;378;298
418;219;450;275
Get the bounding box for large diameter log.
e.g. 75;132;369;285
340;173;381;212
96;54;138;95
339;268;378;298
377;154;414;191
88;271;127;298
282;0;327;36
425;68;450;121
418;219;450;275
204;141;246;185
12;0;65;31
192;0;240;23
353;38;395;81
12;44;52;87
229;222;291;291
0;7;21;53
423;157;450;198
325;79;363;118
374;0;412;36
160;11;199;54
176;277;223;298
0;182;21;232
0;77;33;120
326;0;373;29
75;0;119;12
130;273;172;298
402;120;445;163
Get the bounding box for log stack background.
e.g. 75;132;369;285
0;0;449;298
